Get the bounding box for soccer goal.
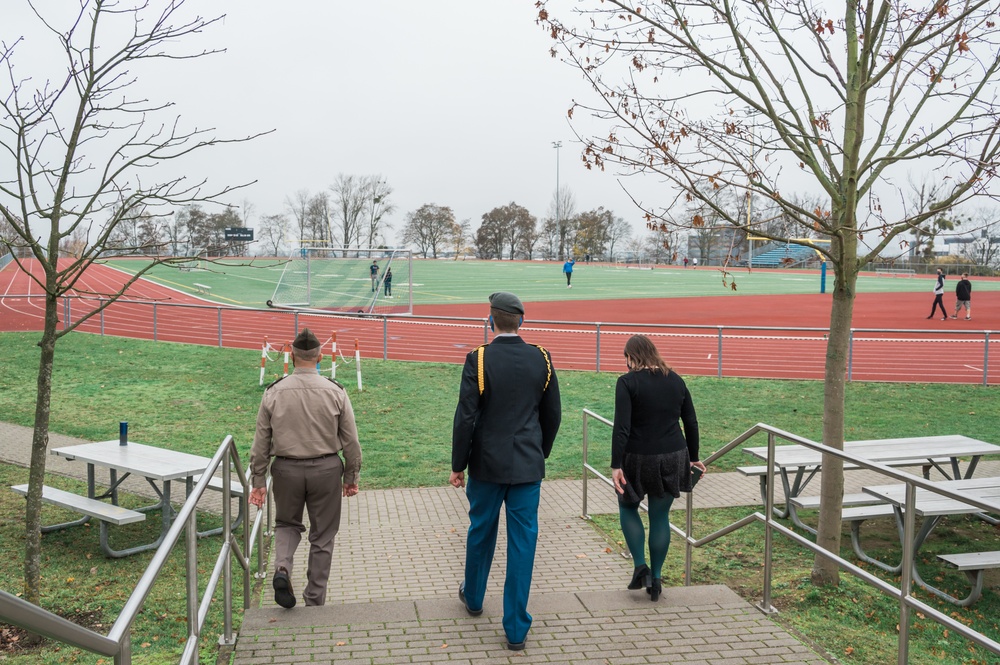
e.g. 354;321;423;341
614;254;652;270
268;247;412;315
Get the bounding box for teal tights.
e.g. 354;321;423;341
619;494;674;578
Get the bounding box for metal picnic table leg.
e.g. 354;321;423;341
850;507;938;575
783;467;820;535
99;477;172;558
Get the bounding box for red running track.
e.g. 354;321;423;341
2;259;998;384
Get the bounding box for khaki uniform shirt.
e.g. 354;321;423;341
250;367;362;488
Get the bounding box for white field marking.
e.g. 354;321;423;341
964;365;983;372
707;354;712;359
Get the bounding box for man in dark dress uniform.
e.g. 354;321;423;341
450;291;562;651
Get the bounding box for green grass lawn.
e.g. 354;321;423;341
1;330;998;663
1;332;997;481
104;257;999;309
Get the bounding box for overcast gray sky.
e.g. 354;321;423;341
11;1;658;248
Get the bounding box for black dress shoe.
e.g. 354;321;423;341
506;640;526;651
272;569;296;609
458;583;483;616
627;564;651;590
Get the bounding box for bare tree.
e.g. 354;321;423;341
0;0;260;606
451;218;472;259
606;216;632;262
401;204;456;258
307;192;332;244
538;217;560;260
574;207;613;258
362;176;395;248
478;203;536;260
957;207;1000;270
259;213;289;257
330;174;368;251
285;189;311;247
550;186;577;260
540;0;1000;585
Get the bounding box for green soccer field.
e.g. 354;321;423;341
105;258;997;308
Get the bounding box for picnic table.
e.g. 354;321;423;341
856;476;1000;605
44;440;214;557
742;435;1000;533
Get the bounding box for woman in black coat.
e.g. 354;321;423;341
610;335;705;601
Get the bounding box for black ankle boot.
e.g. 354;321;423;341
627;564;651;590
647;578;662;602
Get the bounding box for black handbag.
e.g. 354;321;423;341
689;465;704;489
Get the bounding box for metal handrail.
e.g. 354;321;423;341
0;434;271;664
580;412;1000;663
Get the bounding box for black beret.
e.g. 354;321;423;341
489;291;524;315
292;328;321;351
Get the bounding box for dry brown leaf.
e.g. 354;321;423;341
440;643;448;648
336;641;347;646
268;618;277;623
845;646;854;655
141;642;151;648
576;553;588;559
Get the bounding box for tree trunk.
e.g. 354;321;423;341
811;256;858;586
23;292;59;621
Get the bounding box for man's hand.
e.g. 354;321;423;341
343;483;359;497
449;471;465;488
249;486;267;508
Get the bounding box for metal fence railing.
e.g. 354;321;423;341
580;412;1000;664
1;295;997;384
0;435;271;664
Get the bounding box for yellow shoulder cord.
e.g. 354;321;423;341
532;344;552;392
477;345;486;395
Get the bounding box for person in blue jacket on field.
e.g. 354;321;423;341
562;258;575;288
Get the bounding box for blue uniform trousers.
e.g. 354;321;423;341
463;477;541;644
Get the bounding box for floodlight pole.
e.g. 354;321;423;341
552;141;562;260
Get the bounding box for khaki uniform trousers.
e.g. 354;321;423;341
271;455;344;606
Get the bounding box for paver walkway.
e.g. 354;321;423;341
4;421;997;663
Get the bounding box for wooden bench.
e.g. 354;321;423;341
935;551;1000;606
11;484;145;525
193;283;211;294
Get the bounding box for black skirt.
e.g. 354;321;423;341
618;448;692;504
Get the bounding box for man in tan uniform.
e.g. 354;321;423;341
249;328;362;608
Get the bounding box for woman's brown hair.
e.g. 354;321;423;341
623;334;671;374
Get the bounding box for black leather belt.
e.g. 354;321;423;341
274;453;338;461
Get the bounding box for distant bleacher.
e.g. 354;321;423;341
750;243;818;268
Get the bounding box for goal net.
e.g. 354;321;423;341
268;247;412;315
614;255;652;270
